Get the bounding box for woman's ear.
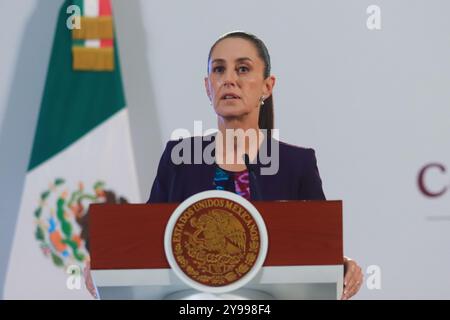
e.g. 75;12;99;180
204;76;212;101
263;75;276;99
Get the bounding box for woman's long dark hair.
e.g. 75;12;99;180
207;31;274;133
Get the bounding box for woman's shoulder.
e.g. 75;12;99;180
273;140;323;187
257;138;320;175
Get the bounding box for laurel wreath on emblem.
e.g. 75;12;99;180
34;178;127;269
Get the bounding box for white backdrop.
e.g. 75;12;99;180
1;0;449;299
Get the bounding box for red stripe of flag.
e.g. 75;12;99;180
99;0;112;16
100;0;113;48
101;39;113;47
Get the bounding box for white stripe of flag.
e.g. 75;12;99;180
84;0;100;48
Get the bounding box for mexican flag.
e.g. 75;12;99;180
4;0;141;299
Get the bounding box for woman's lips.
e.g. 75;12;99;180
220;93;241;100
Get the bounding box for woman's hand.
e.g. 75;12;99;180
342;256;363;300
84;259;99;299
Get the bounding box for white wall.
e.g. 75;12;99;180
1;0;450;299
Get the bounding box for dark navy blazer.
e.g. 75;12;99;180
147;135;326;203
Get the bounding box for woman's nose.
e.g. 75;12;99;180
222;70;238;86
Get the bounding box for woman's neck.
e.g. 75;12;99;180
215;117;263;171
217;115;258;132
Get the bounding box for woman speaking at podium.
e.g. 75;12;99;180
147;31;363;300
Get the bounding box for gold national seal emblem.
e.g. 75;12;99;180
171;197;261;287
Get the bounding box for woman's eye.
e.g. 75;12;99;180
213;66;224;73
237;66;249;73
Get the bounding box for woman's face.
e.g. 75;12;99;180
205;37;275;123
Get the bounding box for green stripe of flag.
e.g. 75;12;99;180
28;0;125;171
72;39;85;46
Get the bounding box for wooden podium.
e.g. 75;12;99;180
89;200;343;299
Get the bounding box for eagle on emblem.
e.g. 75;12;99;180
189;209;246;255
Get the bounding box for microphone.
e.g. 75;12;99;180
243;154;263;201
